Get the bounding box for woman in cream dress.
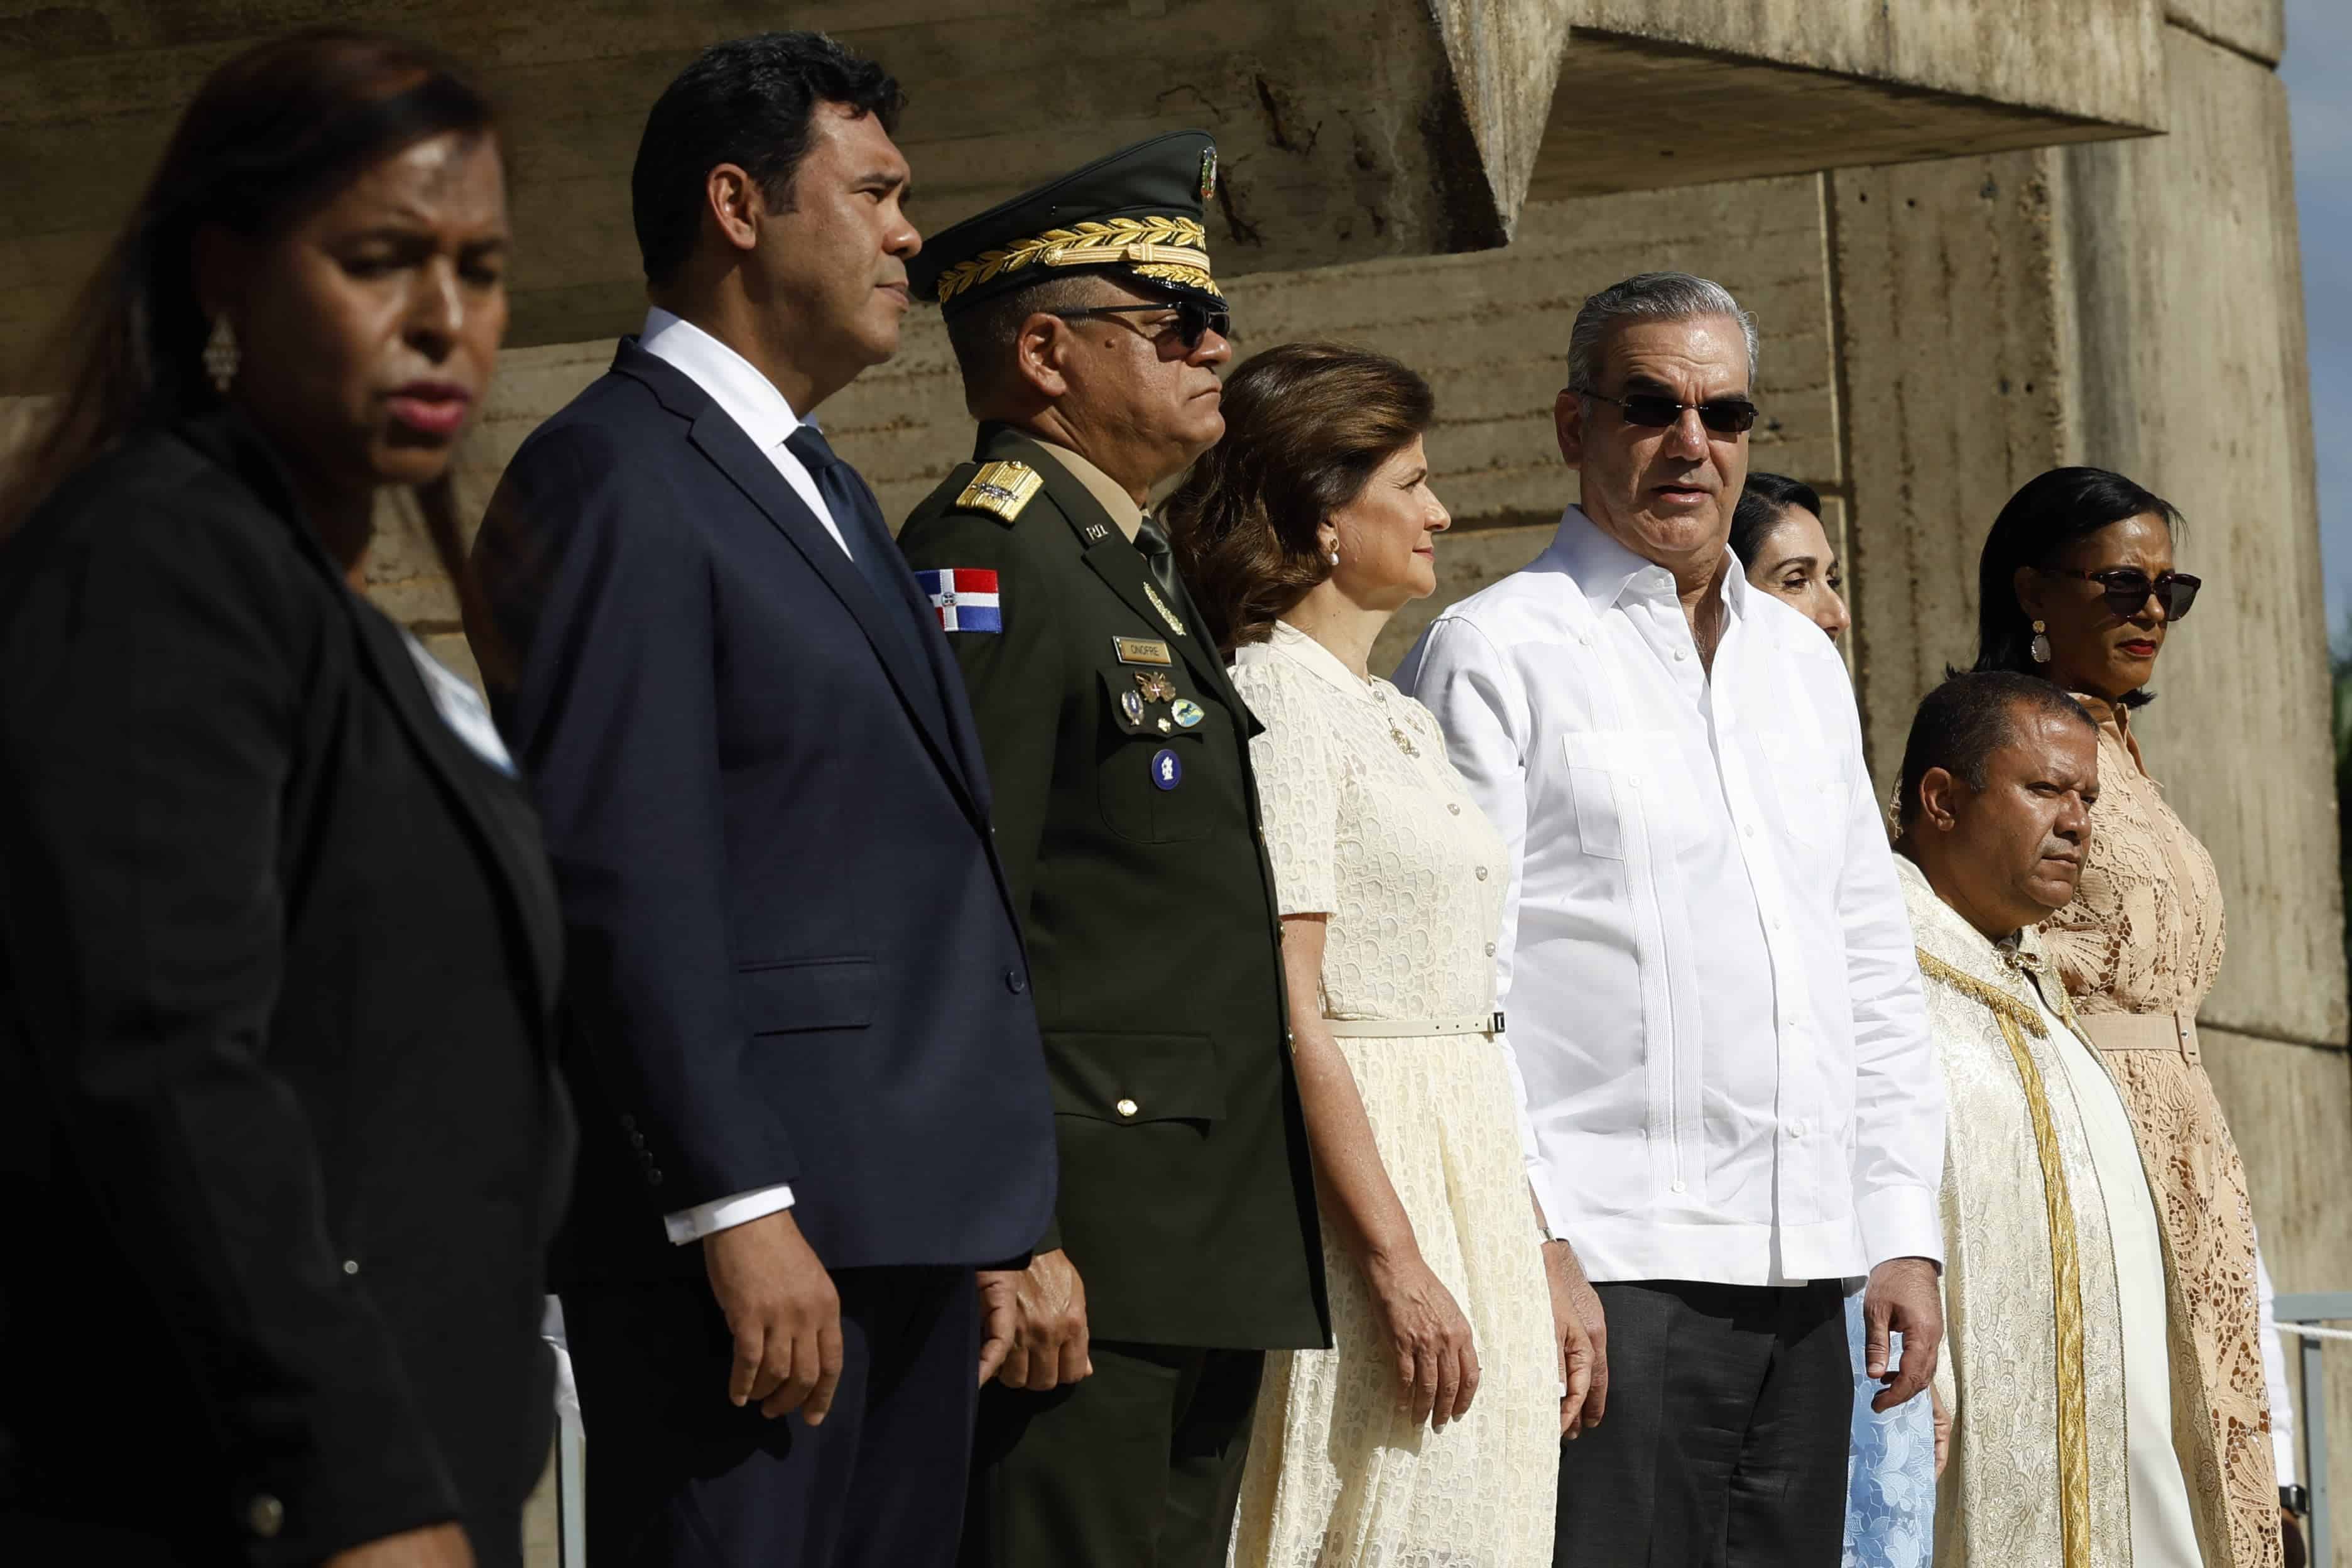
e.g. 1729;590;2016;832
1168;344;1583;1566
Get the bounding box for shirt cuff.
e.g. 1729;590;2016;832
664;1184;795;1246
1855;1182;1944;1272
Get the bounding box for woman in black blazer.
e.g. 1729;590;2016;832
0;31;569;1568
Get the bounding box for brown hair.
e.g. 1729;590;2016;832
0;28;495;569
1165;342;1434;655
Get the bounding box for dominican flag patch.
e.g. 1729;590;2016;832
913;568;1003;633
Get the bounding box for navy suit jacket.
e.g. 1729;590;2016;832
469;340;1056;1281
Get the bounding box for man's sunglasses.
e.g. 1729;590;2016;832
2040;567;2203;623
1581;388;1760;437
1051;300;1231;350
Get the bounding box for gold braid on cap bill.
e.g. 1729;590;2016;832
934;215;1220;304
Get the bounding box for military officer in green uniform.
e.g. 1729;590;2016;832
896;133;1328;1564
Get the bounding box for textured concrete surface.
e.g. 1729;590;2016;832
2059;27;2343;1048
2168;0;2287;65
1564;0;2166;130
1;1;2169;391
2199;1026;2352;1542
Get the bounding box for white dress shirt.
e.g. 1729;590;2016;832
639;307;849;558
636;306;834;1243
1395;506;1945;1285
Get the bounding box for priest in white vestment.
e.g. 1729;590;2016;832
1892;672;2206;1568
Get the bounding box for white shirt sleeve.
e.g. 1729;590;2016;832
1831;689;1946;1270
664;1183;796;1246
1396;618;1559;1235
2257;1245;2297;1483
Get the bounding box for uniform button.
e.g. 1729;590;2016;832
619;1114;636;1131
1743;823;1757;838
1475;866;1489;881
1674;649;1687;662
1484;942;1496;957
1790;1120;1809;1139
248;1494;285;1539
1670;1180;1688;1195
1005;969;1028;994
629;1132;647;1150
342;1259;360;1277
1115;1098;1139;1119
647;1168;665;1187
1447;803;1461;815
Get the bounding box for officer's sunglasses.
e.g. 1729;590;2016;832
1052;301;1232;351
1580;388;1760;437
2040;567;2203;622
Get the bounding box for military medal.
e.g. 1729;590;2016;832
1150;748;1183;790
1135;671;1177;704
1143;582;1188;637
1157;718;1173;734
1121;689;1145;725
1172;698;1204;729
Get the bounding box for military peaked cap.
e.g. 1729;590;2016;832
911;130;1223;317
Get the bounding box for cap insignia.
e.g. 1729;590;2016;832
953;460;1043;523
1199;148;1218;202
934;215;1216;305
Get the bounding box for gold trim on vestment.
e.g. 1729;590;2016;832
933;215;1220;303
1916;945;2093;1568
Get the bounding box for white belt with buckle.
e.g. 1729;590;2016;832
1322;1013;1505;1038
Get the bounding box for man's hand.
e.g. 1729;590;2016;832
1862;1256;1941;1413
977;1248;1090;1392
325;1523;473;1567
1542;1239;1607;1435
702;1209;842;1421
1930;1384;1952;1477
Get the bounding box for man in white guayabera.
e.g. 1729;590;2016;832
1396;271;1948;1568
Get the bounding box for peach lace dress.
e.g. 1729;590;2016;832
2040;695;2280;1568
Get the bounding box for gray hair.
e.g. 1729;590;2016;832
1565;272;1760;392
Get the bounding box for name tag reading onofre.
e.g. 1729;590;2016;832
1114;636;1173;667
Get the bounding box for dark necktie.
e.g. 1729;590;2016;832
1134;513;1186;611
785;422;907;609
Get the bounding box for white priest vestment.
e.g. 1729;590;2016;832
1900;858;2203;1568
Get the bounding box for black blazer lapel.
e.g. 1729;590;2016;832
616;346;987;826
344;604;567;1022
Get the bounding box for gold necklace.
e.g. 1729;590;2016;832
1369;683;1418;757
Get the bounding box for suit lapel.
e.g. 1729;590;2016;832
622;346;987;826
350;595;567;1026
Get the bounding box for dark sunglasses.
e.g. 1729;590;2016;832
2040;567;2202;622
1051;300;1231;350
1581;389;1760;437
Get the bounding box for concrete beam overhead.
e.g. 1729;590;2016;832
5;0;2175;387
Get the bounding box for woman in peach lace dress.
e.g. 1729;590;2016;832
1972;466;2282;1568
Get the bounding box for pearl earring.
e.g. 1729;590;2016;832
2030;619;2052;664
1327;551;1340;566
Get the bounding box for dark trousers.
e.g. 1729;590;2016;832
564;1265;979;1568
1554;1280;1850;1568
960;1340;1265;1568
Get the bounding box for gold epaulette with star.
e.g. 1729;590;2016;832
952;460;1044;525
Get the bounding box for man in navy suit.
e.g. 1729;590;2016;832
466;33;1057;1568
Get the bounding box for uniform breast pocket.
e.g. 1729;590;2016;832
1096;667;1216;844
1562;730;1679;861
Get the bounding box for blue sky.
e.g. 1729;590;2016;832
2284;0;2352;637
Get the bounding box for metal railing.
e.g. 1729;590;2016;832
2277;1291;2352;1567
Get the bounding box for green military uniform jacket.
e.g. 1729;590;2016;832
898;425;1328;1351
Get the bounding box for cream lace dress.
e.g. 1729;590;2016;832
1228;622;1558;1568
2042;696;2278;1568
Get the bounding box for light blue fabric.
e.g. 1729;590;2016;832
1842;1292;1936;1568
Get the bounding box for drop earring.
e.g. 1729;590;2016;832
2030;619;2052;664
1327;551;1339;566
202;315;239;395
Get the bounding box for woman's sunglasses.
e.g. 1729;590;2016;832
1051;300;1232;351
2040;567;2202;622
1579;388;1760;437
